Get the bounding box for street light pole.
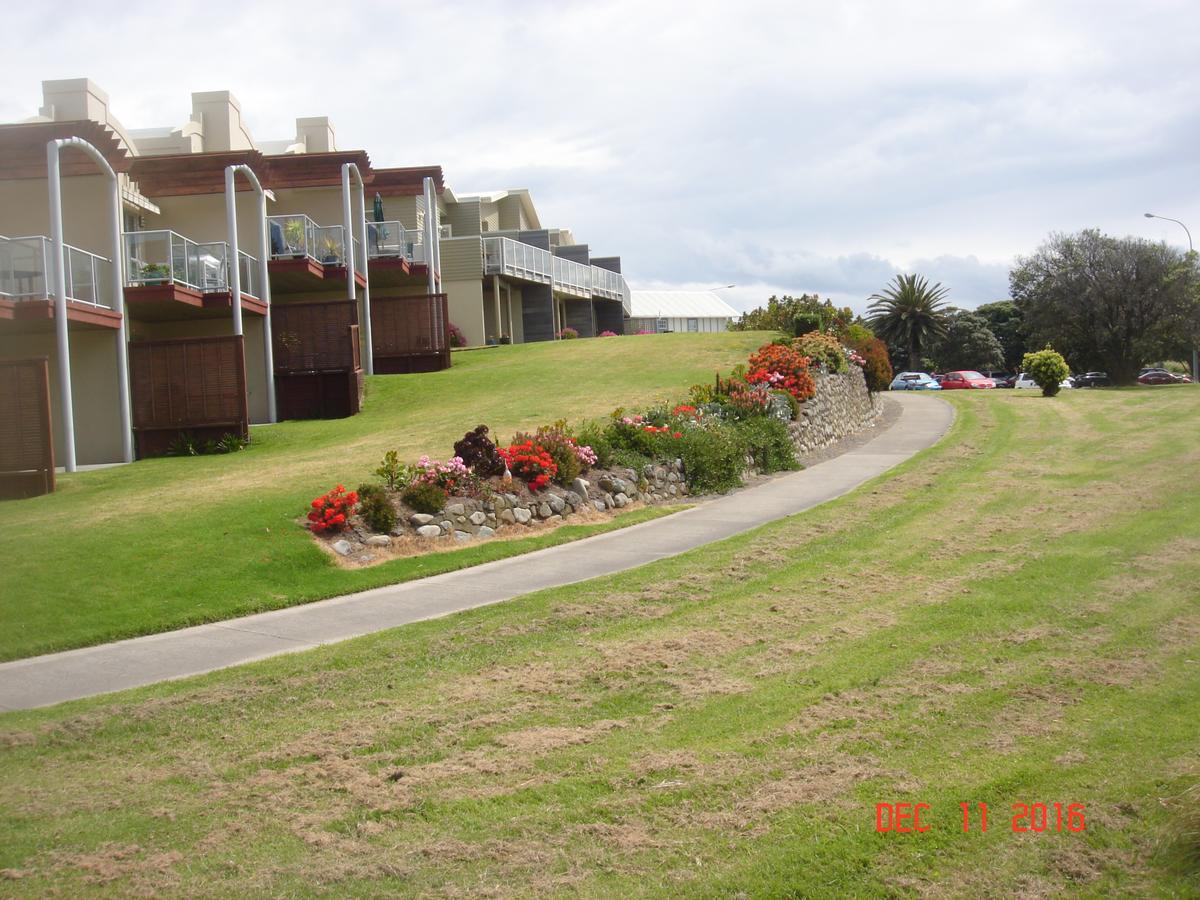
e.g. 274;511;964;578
1144;213;1198;381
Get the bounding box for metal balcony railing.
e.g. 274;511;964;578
0;235;114;308
483;236;552;284
267;214;346;267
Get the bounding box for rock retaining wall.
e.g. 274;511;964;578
323;370;880;561
789;367;882;456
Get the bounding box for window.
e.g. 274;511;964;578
687;318;699;332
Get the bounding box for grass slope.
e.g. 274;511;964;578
1;389;1198;895
0;333;762;661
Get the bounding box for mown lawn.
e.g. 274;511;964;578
1;388;1197;896
0;332;762;661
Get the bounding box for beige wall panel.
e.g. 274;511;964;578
438;237;483;281
0;175;115;256
444;279;485;347
0;327;124;465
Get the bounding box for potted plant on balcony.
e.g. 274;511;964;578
283;219;306;256
136;262;171;284
319;235;341;265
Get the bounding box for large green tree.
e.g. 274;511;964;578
866;274;951;370
974;300;1026;371
925;307;1005;372
1010;230;1200;384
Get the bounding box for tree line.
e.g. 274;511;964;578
731;229;1200;385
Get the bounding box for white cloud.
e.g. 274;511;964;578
3;0;1197;307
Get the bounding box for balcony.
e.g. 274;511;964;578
366;220;421;287
0;235;121;330
483;236;552;285
122;230;265;321
267;214;364;293
551;256;591;299
590;265;624;301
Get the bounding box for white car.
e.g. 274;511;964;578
1013;372;1073;390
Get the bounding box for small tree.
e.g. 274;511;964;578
1021;346;1070;397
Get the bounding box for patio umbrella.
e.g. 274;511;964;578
371;193;387;251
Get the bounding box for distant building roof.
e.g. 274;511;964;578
630;290;740;319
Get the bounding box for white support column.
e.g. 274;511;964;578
47;137;132;469
223;167;244;338
257;187;276;423
225;164;275;422
423;176;437;296
46;144;75;473
342;163;373;375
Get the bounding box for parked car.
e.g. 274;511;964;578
889;372;942;391
1139;370;1179;385
1174;373;1193;383
939;370;996;389
1014;372;1074;390
1072;371;1111;388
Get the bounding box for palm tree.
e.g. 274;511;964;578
867;274;951;370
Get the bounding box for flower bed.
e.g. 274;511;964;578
305;335;880;564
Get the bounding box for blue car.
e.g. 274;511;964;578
889;371;942;391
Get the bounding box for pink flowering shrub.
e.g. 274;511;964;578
599;330;618;337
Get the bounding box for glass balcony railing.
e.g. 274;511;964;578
552;256;592;299
267;214;346;267
367;220;425;265
483;236;552;284
238;250;259;299
0;235;114;308
590;265;624;300
123;230;228;293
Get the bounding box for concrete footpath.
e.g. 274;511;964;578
0;394;954;712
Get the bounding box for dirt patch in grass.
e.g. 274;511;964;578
48;843;183;889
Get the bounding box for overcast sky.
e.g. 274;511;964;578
4;0;1198;313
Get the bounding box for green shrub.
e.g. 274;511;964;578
1021;346;1070;397
793;310;824;336
793;330;849;373
736;417;799;473
374;450;415;491
677;422;747;493
610;447;652;474
402;481;448;515
356;483;397;533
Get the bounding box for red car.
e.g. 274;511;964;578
939;370;996;389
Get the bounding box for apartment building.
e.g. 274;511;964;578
437;189;630;346
0;77;631;492
0;79;448;481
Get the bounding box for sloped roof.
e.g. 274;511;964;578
630;291;740;319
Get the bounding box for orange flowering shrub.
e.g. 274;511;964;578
746;343;815;402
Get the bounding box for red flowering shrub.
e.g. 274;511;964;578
498;440;558;491
746;342;815;402
845;334;893;392
307;484;358;534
